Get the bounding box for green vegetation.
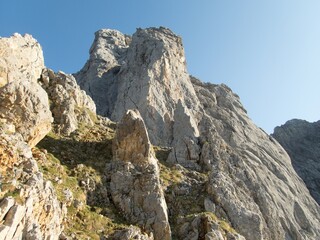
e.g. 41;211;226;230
35;119;130;239
34;117;238;239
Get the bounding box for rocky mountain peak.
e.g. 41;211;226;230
75;27;320;239
1;27;320;240
75;27;200;146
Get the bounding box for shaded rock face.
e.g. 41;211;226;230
0;125;63;239
110;109;171;240
0;33;44;87
75;27;200;146
77;27;320;240
40;68;96;135
75;29;129;117
192;78;320;240
272;119;320;204
0;80;52;147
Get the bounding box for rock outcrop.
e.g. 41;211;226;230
40;68;96;135
110;109;171;240
192;78;320;240
0;123;63;239
109;225;152;240
75;27;200;147
177;213;245;240
0;33;63;239
0;79;52;147
272;119;320;204
0;33;44;87
0;33;51;147
2;27;320;240
76;27;320;240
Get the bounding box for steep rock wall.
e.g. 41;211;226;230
76;27;320;240
272;119;320;204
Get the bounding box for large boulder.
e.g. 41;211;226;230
0;80;52;147
0;33;44;87
110;109;171;240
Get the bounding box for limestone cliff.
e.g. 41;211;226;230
0;34;63;239
272;119;320;204
75;27;200;147
76;27;320;239
1;27;320;240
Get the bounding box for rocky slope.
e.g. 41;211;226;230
272;119;320;204
75;27;320;240
1;27;320;240
0;34;63;239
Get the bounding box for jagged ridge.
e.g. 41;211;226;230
0;27;320;240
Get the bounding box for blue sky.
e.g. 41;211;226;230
1;0;320;133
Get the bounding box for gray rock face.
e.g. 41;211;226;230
75;27;200;146
272;119;320;204
74;29;129;117
0;33;44;87
177;213;245;240
40;68;96;135
0;124;63;239
192;78;320;240
0;33;51;147
109;225;152;240
0;79;52;147
77;27;320;240
110;110;171;240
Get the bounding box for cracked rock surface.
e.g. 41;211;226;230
76;27;320;240
110;109;171;240
272;119;320;204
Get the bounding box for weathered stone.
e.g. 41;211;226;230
167;100;201;169
0;198;15;221
40;69;96;135
0;80;52;147
4;205;25;239
0;33;44;87
193;78;320;240
110;110;171;240
0;126;63;240
109;225;152;240
76;27;320;240
113;109;154;166
177;213;244;240
272;119;320;204
75;27;201;146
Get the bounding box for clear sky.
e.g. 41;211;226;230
1;0;320;133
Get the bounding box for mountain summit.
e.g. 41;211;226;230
0;28;319;239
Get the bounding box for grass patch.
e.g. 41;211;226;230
35;119;131;239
